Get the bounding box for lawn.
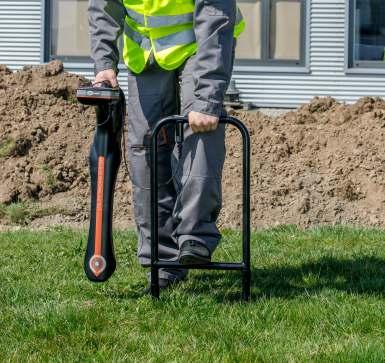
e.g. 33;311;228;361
1;226;385;362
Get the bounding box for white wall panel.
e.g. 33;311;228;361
0;0;42;69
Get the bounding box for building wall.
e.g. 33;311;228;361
0;0;42;68
233;0;385;108
1;0;385;108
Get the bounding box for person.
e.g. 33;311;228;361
88;0;244;290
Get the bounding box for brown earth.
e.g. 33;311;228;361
1;61;385;230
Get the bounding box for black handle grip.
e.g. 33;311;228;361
84;139;120;282
83;90;125;282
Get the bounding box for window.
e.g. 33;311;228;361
349;0;385;68
236;0;307;66
45;0;124;63
45;0;91;62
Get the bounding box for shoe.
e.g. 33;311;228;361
179;240;211;265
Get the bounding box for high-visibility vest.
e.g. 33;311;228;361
122;0;245;74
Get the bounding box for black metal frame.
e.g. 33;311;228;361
150;116;251;301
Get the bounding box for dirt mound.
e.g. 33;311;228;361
0;61;133;227
1;61;385;229
225;96;385;228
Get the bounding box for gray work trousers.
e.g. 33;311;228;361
126;56;226;282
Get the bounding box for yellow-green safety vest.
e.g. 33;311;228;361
122;0;245;74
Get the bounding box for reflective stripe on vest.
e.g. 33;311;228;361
155;28;196;51
125;8;193;28
236;7;243;25
124;10;244;51
124;21;195;52
126;7;243;29
124;22;151;51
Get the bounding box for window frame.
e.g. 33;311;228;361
347;0;385;70
235;0;308;68
43;0;93;63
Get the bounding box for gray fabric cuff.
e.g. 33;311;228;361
191;99;224;117
94;59;118;76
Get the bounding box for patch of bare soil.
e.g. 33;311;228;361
1;61;385;229
224;96;385;228
0;61;133;229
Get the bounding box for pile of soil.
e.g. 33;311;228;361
1;61;385;229
0;61;133;228
226;97;385;228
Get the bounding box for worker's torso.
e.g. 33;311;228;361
122;0;245;74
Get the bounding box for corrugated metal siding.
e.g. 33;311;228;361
3;0;385;108
233;0;385;107
0;0;42;68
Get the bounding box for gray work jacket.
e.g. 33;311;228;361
88;0;236;117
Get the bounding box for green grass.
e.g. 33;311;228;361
1;225;385;362
41;164;57;189
0;202;29;224
0;137;15;158
0;202;70;225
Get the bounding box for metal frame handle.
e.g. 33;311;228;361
150;115;251;301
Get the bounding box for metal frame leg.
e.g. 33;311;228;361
150;115;251;301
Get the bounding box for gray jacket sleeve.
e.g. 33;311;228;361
88;0;126;75
191;0;236;117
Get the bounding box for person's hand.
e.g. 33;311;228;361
94;69;118;87
188;111;219;133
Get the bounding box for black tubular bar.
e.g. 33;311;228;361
154;261;245;270
150;115;251;301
